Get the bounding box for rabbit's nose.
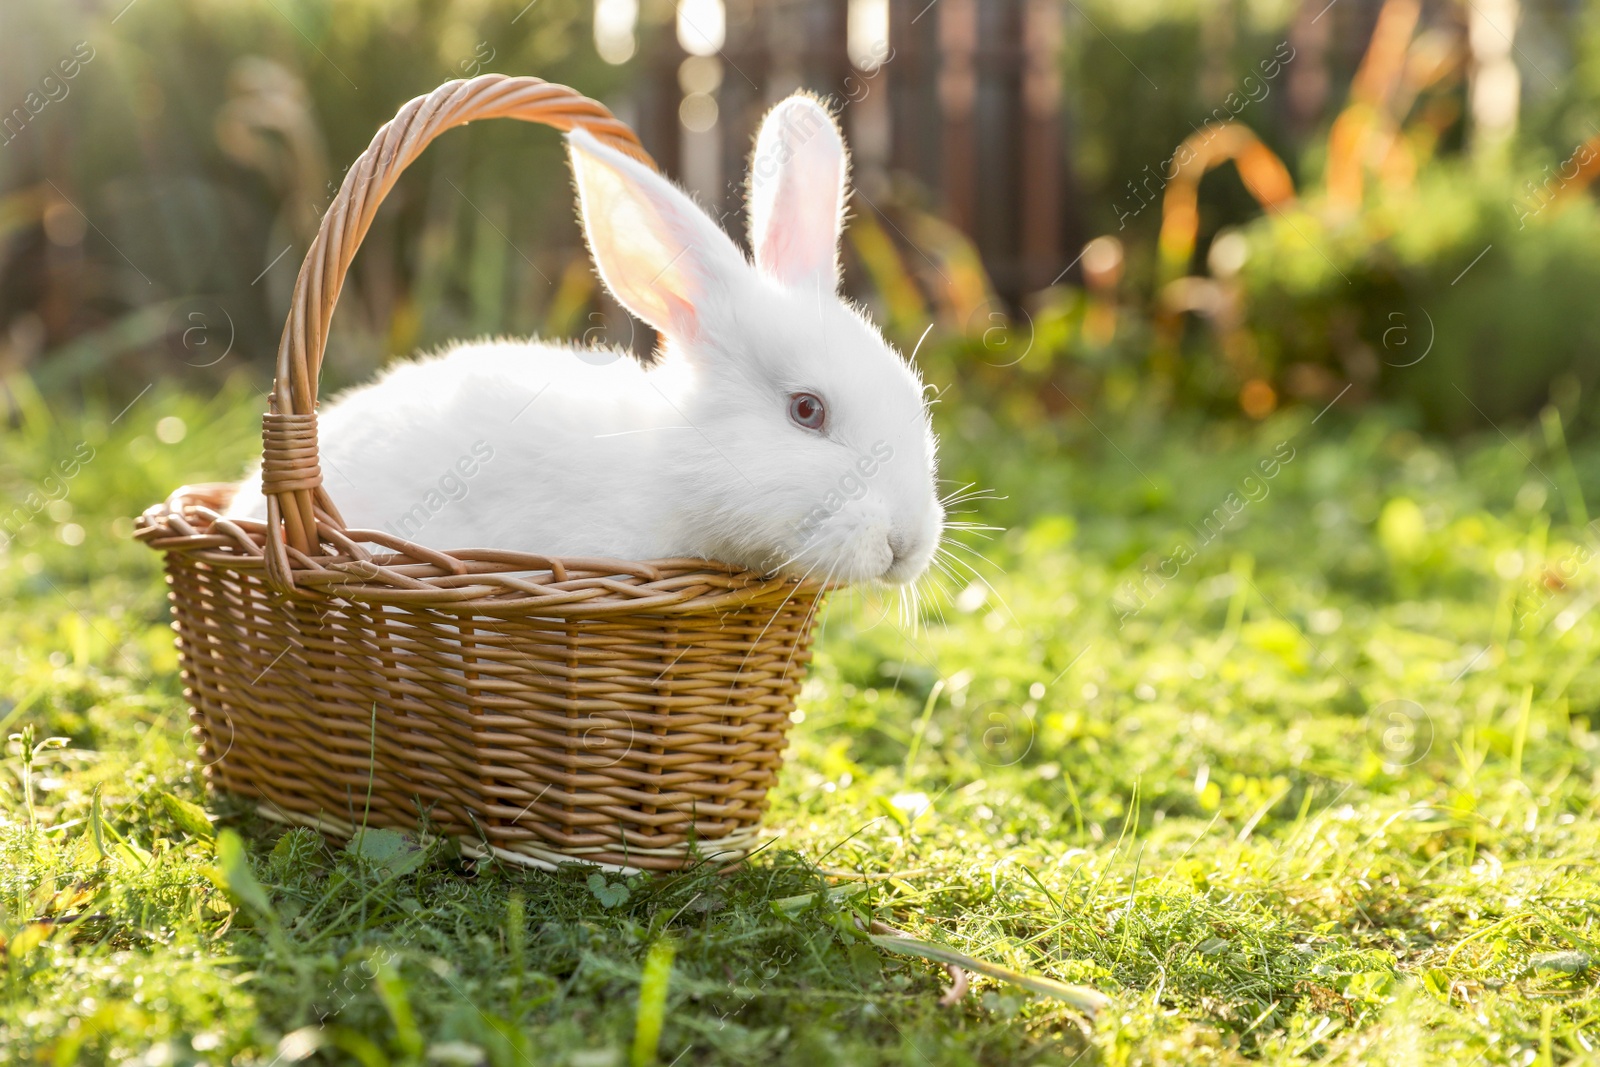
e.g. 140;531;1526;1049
886;531;908;566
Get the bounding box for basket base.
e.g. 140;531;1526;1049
141;482;821;874
248;796;777;876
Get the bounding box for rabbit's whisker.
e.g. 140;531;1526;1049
736;554;826;686
934;540;1018;626
590;426;694;438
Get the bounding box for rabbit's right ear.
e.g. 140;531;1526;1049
567;128;744;342
748;95;848;290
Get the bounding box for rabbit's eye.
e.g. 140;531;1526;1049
788;392;826;431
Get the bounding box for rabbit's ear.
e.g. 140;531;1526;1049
568;128;743;342
748;95;848;290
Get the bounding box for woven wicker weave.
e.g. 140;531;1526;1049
136;75;824;872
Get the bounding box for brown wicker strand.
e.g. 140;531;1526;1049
260;411;323;495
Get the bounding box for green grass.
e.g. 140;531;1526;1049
3;374;1599;1065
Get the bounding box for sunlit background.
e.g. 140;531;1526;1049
3;0;1599;435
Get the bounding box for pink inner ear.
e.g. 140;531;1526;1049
755;133;843;287
570;128;732;343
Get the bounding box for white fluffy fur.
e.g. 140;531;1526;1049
227;95;942;585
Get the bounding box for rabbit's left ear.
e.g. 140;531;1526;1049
748;95;849;290
568;128;743;343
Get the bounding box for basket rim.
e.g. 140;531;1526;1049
137;481;828;618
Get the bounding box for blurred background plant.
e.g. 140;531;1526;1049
2;0;1599;433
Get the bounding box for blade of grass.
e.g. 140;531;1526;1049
865;926;1110;1016
632;938;676;1067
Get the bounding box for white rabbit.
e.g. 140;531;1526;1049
227;95;942;585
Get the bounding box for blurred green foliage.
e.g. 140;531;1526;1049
885;1;1600;436
1237;165;1600;432
1;0;627;397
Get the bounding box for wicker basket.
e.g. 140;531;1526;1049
135;75;825;873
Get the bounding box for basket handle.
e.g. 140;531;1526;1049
261;74;656;589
